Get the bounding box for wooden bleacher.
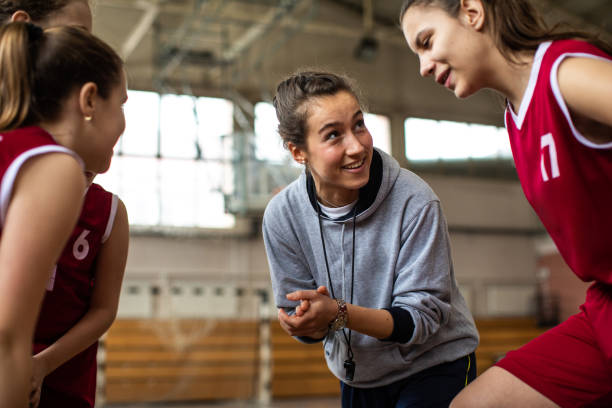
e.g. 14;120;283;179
270;322;339;397
103;317;550;403
270;317;550;396
104;319;259;403
474;317;549;375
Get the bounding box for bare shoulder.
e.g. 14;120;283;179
557;56;612;136
13;152;85;201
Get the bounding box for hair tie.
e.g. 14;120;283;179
25;22;44;72
25;22;44;44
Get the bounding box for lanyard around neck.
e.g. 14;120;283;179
316;202;356;366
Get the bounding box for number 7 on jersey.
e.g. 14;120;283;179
540;133;560;182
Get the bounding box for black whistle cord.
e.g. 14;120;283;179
317;202;356;378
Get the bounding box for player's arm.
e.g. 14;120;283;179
0;153;85;407
558;57;612;131
30;198;128;402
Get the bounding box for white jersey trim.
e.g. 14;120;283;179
550;52;612;150
507;42;551;130
1;146;82;227
101;194;118;243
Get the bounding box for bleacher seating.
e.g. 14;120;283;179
270;322;339;397
103;317;550;403
104;319;259;403
474;317;548;375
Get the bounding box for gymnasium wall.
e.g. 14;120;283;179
537;241;591;321
118;174;547;319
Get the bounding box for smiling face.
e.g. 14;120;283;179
289;91;373;206
401;2;492;98
94;73;127;173
82;72;128;174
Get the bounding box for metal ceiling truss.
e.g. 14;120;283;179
154;0;227;86
120;0;160;60
149;0;312;92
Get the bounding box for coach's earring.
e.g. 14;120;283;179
84;115;93;122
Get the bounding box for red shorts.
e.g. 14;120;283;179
34;342;97;408
496;283;612;408
39;385;93;408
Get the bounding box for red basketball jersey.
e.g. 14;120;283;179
33;183;118;407
0;126;82;231
505;40;612;284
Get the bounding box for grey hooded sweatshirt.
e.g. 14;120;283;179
262;149;479;388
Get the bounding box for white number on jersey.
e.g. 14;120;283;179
540;133;560;182
73;229;91;260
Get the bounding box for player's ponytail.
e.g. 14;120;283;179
0;22;42;131
0;22;123;132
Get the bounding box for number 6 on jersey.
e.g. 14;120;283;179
73;229;91;260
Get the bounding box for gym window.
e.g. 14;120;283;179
404;118;512;162
96;90;235;229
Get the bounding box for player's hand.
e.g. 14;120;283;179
29;355;47;408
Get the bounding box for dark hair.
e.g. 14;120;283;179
0;0;84;24
0;22;123;130
399;0;612;62
272;71;362;149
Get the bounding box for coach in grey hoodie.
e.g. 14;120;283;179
263;71;479;407
264;146;479;386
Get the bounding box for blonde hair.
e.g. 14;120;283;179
0;22;123;130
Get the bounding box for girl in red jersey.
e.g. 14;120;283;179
1;2;129;407
0;21;126;407
400;0;612;407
